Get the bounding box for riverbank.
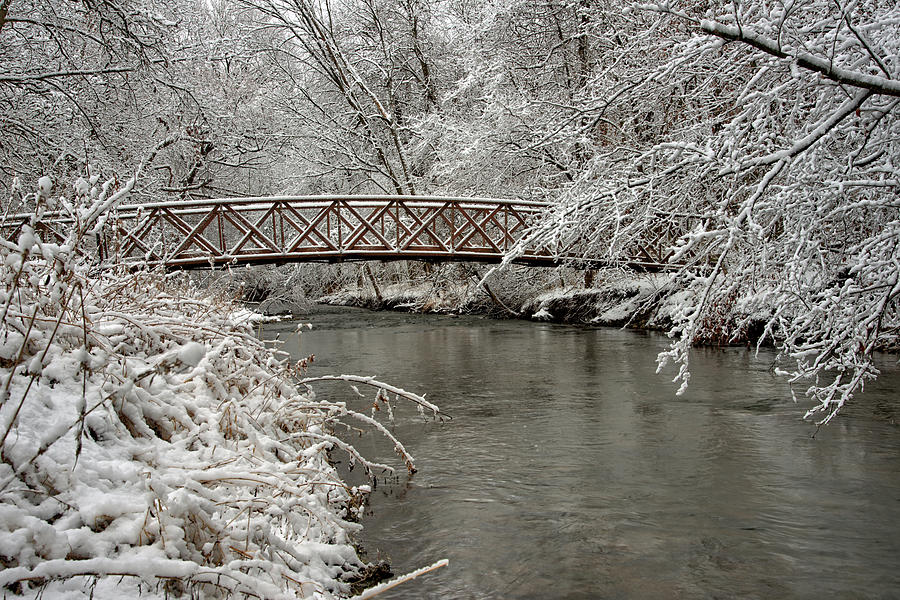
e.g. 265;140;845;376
0;267;376;598
315;271;689;331
216;261;694;333
0;221;430;599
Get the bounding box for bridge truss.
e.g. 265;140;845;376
6;196;693;270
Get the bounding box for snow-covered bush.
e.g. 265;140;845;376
0;174;441;598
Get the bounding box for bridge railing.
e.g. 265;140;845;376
100;195;556;268
1;195;701;270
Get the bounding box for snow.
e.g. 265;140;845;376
37;176;52;199
176;341;206;367
515;273;679;327
0;185;445;599
73;177;90;197
532;308;553;320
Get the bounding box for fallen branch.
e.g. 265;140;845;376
299;374;447;419
348;559;449;600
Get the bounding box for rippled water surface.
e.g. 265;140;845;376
261;305;900;599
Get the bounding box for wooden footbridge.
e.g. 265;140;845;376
9;195;689;270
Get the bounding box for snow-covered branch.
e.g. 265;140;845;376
506;0;900;421
698;20;900;97
299;374;444;418
0;67;136;84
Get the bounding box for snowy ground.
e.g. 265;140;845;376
0;205;442;598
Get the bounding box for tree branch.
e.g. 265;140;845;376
0;66;135;84
727;89;872;173
0;0;11;35
699;20;900;97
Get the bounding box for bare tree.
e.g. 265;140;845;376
0;0;169;190
0;0;305;202
241;0;438;194
409;0;644;197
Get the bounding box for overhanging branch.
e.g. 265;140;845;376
699;20;900;98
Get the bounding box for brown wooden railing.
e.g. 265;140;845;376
4;196;693;270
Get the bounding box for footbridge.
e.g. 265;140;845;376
13;195;687;270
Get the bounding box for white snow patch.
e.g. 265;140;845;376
532;308;553;320
0;242;443;600
177;341;206;367
37;176;52;198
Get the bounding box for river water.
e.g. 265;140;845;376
260;305;900;599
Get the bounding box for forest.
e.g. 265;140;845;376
0;0;898;597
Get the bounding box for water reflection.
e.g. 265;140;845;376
261;306;900;599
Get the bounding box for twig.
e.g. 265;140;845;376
299;374;447;418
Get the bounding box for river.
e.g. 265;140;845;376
260;305;900;599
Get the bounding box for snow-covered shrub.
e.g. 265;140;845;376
0;174;441;598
